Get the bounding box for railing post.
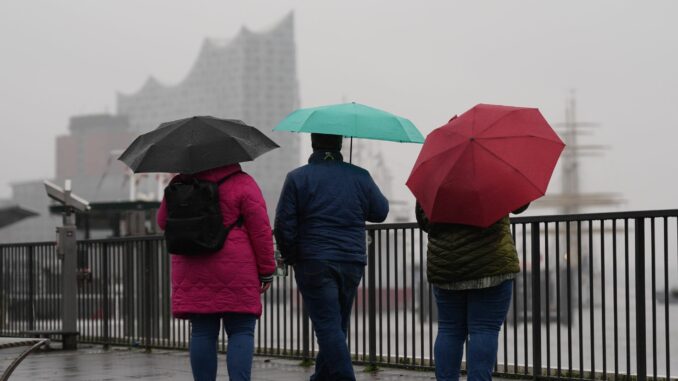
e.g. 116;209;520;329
143;240;153;352
634;218;647;381
102;243;110;349
367;230;377;369
531;222;542;379
0;246;4;332
27;246;35;331
123;242;134;341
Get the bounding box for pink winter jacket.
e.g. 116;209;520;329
156;164;276;318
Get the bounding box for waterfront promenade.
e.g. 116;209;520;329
2;211;677;380
1;345;444;380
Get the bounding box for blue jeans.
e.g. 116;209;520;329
294;260;364;381
433;280;513;381
189;313;257;381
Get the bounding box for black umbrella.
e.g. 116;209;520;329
118;116;279;174
0;205;39;229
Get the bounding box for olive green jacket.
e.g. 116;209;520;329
416;203;522;286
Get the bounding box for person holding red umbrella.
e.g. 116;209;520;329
407;104;564;381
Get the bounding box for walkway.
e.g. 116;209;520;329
1;345;445;380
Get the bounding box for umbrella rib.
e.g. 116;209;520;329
298;109;325;134
431;141;474;204
429;142;486;223
475;108;523;136
474;140;548;196
410;138;469;173
398;117;424;143
468;140;485;221
477;134;564;144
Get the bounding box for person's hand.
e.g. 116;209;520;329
260;282;271;294
512;203;530;215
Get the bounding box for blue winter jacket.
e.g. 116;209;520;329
274;151;389;265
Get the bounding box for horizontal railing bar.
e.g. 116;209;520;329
510;209;678;223
3;209;677;250
367;209;678;231
70;235;164;244
366;222;418;230
0;241;55;248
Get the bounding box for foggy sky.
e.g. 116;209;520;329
1;0;677;213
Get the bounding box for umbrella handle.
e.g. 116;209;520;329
349;137;353;164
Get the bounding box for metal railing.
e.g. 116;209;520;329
1;209;677;381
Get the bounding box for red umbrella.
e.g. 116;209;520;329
406;104;565;227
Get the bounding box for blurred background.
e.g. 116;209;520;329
1;0;677;241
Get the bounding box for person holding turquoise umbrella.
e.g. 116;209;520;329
273;102;422;380
273;101;424;161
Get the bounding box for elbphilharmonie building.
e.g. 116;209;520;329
0;13;301;242
117;13;301;216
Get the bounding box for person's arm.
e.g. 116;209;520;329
274;174;300;264
240;177;276;286
365;175;389;223
415;202;431;233
512;203;531;215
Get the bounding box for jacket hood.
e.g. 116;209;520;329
194;163;242;182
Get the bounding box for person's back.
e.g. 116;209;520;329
416;203;520;288
158;163;275;381
276;150;388;264
274;133;388;381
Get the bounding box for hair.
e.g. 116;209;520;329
311;133;343;151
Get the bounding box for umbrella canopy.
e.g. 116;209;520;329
0;205;39;229
273;102;424;143
407;104;565;227
118;116;279;174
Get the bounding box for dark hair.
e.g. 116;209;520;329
311;133;343;151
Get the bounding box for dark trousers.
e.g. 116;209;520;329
294;260;364;381
189;313;257;381
433;280;513;381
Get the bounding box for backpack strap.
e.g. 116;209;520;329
215;170;245;228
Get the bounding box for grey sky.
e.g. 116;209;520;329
1;1;677;212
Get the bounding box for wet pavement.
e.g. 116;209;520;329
1;345;446;380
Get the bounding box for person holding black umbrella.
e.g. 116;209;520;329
120;116;279;381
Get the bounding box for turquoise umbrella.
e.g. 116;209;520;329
274;102;424;161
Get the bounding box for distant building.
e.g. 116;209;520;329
55;113;136;202
0;114;135;242
117;13;301;214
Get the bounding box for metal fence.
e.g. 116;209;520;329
1;209;677;381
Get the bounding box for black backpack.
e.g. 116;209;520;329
163;171;243;255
